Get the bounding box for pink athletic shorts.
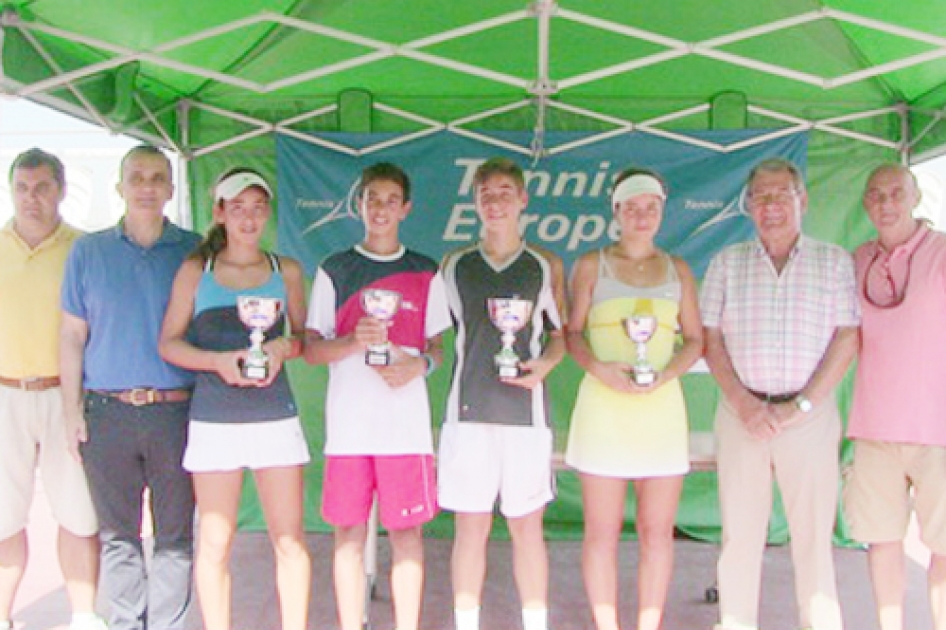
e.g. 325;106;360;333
322;454;437;530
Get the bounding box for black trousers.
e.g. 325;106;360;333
81;393;195;630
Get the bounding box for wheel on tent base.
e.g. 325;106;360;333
704;584;719;603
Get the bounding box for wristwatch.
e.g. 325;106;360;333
794;394;814;413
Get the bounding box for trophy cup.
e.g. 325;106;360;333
623;314;658;386
361;288;402;366
236;296;284;381
487;297;534;379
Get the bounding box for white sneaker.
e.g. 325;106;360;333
68;614;107;630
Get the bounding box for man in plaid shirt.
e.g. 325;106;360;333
701;158;860;630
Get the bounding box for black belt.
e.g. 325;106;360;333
747;389;798;404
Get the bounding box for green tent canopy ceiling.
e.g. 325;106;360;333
4;0;946;162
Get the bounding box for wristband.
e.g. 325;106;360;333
422;353;436;377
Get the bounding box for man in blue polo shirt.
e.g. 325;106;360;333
60;145;201;630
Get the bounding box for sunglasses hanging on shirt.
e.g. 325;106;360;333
862;229;929;309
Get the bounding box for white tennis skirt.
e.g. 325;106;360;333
183;416;311;473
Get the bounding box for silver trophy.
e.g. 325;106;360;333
361;288;402;366
237;296;284;381
623;314;658;386
487;297;534;379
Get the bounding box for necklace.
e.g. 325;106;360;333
615;246;657;272
863;230;928;309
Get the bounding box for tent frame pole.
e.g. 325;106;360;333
176;99;192;229
6;5;938;159
900;103;911;165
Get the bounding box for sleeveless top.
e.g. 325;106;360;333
188;253;297;424
587;249;681;371
564;248;690;478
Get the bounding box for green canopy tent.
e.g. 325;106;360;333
3;0;945;540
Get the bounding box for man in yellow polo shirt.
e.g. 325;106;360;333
0;149;104;630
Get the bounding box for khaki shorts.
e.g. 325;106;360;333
843;439;946;554
437;421;555;518
0;386;98;540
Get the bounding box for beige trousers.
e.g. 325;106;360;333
714;395;843;630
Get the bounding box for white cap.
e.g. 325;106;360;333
611;174;666;208
214;172;273;203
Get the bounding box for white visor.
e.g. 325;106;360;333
611;174;666;208
215;172;273;203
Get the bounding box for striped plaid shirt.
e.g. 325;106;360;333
701;235;859;395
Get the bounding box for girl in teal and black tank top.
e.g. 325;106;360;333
188;252;296;423
157;168;312;630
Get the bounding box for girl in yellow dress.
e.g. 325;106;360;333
565;168;703;630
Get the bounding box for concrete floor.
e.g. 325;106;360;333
11;481;936;630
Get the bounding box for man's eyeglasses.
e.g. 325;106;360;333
747;190;798;206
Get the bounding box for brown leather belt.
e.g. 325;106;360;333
91;388;192;407
748;389;798;404
0;376;61;391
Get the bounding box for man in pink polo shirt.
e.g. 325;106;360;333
845;163;946;630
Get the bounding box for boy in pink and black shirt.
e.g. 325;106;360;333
305;162;451;630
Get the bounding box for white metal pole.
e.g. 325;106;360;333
900;102;910;165
177;100;193;229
